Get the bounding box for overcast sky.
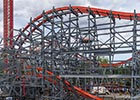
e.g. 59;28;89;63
0;0;140;35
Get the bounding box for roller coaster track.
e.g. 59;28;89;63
2;6;140;100
16;6;140;67
16;6;140;41
40;69;103;100
14;66;103;100
75;53;134;67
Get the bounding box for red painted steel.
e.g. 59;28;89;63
46;70;103;100
3;0;13;47
16;6;140;41
26;67;103;100
3;0;8;46
7;6;139;99
16;6;139;67
9;0;13;46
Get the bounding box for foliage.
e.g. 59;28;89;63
98;57;108;64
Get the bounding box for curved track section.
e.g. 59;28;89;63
45;70;102;100
15;6;140;67
16;5;140;39
1;5;140;99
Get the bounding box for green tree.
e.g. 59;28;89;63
98;57;108;64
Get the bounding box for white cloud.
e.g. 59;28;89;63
0;22;2;37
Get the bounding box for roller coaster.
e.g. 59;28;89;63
0;5;140;100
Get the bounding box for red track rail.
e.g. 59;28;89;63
46;70;103;100
75;53;133;67
25;66;103;100
13;6;140;99
16;6;140;41
16;6;139;67
100;58;132;67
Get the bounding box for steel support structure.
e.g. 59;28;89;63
3;0;13;47
0;6;140;100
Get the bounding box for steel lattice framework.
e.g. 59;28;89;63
1;6;140;100
3;0;13;47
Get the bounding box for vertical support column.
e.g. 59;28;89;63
9;0;13;46
3;0;13;64
58;8;65;99
41;11;45;90
3;0;8;47
3;0;13;47
87;7;97;68
51;9;55;100
109;11;112;75
131;10;137;100
109;10;116;76
87;7;98;92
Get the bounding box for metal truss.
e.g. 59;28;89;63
0;5;140;100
